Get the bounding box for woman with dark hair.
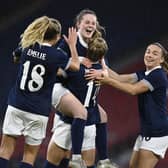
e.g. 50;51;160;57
93;42;168;168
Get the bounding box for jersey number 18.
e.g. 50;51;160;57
20;61;45;92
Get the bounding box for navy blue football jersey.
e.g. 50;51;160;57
8;43;70;116
58;36;87;58
56;36;87;84
58;63;102;125
57;35;102;125
66;64;101;108
136;68;168;137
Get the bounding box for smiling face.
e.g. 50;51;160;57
144;44;164;70
76;14;97;41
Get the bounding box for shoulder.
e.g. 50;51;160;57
91;63;102;70
146;68;168;88
149;68;167;80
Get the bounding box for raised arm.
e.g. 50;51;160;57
63;27;80;71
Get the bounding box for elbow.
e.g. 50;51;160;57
129;89;138;96
70;62;80;71
130;92;137;96
73;64;80;71
13;56;20;64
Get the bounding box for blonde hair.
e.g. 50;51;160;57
87;37;108;62
20;16;61;49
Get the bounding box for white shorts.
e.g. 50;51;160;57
133;135;168;158
2;105;48;145
51;114;96;151
52;83;70;109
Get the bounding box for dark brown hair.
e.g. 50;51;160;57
153;42;168;72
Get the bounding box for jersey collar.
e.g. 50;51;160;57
145;66;161;75
41;43;52;46
77;32;88;48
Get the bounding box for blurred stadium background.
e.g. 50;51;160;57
0;0;168;167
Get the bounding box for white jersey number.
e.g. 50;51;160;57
20;61;45;92
84;80;100;107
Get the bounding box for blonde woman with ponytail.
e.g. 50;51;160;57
0;16;79;168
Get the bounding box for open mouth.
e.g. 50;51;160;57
85;28;93;34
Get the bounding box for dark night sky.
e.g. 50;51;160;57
1;0;168;64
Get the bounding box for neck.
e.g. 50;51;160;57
82;57;92;68
82;57;98;68
43;40;54;46
43;36;59;46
